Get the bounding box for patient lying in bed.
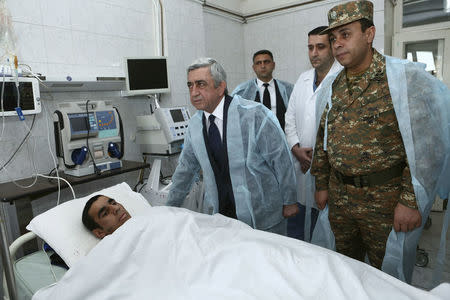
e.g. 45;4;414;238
31;198;449;300
82;195;131;239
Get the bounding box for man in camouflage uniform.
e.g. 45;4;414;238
310;0;422;269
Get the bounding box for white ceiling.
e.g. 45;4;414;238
206;0;311;16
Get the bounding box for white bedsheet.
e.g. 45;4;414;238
33;207;448;300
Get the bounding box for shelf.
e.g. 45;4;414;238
41;77;126;92
0;160;149;203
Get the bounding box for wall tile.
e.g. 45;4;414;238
71;31;97;66
12;22;47;63
45;63;74;80
69;0;96;32
43;26;74;65
40;0;71;29
6;0;42;24
94;35;119;67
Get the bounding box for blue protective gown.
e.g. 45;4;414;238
311;55;450;283
231;78;293;108
167;95;297;230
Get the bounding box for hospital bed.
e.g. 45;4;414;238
3;182;450;300
3;232;66;300
2;182;149;300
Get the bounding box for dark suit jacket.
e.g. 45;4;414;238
202;95;236;218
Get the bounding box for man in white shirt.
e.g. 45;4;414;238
285;26;342;241
232;50;293;130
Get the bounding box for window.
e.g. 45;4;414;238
404;39;444;80
402;0;450;28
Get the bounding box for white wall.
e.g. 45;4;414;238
6;0;157;81
242;0;385;84
162;0;206;110
241;0;311;15
204;12;246;91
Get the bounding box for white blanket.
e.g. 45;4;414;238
33;207;448;300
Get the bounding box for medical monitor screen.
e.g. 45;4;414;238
170;109;184;123
68;113;97;133
125;57;170;95
2;82;35;111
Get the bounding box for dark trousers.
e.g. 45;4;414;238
287;203;319;241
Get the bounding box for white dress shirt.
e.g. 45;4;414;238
203;96;225;140
256;78;276;114
284;61;342;206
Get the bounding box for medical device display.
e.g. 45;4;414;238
0;77;41;116
124;56;170;95
53;101;123;177
136;106;190;155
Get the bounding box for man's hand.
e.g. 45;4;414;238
292;145;313;174
393;203;422;232
315;190;328;210
283;203;300;218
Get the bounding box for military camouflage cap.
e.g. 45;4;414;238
322;1;373;34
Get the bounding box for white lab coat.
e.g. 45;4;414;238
285;61;342;207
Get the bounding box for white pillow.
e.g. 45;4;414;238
26;182;151;268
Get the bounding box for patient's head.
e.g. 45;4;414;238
82;195;131;239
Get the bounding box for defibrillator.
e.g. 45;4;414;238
53;101;124;177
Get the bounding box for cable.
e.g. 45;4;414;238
113;106;124;159
2;136;39;189
14;75;19;109
36;174;76;200
42;100;62;205
42;242;58;282
134;177;148;191
9;59;20;110
0;71;6;141
0;114;36;171
47;167;56;176
85;100;100;175
138;182;147;193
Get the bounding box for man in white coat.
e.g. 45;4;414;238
284;26;342;241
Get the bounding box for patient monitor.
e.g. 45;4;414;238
53;101;124;177
0;77;41;116
136;106;190;155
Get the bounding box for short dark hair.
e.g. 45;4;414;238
253;50;273;62
82;195;103;231
359;18;374;32
308;26;329;36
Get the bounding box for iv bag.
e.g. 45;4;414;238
0;0;17;62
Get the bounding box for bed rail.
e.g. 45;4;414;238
2;232;37;300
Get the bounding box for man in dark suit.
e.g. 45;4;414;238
167;58;298;235
232;50;293;130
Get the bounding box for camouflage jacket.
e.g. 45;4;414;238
310;50;416;208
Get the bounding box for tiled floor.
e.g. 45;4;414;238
411;210;449;290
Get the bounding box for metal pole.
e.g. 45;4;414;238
0;204;17;300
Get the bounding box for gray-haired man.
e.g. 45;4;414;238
167;58;299;235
